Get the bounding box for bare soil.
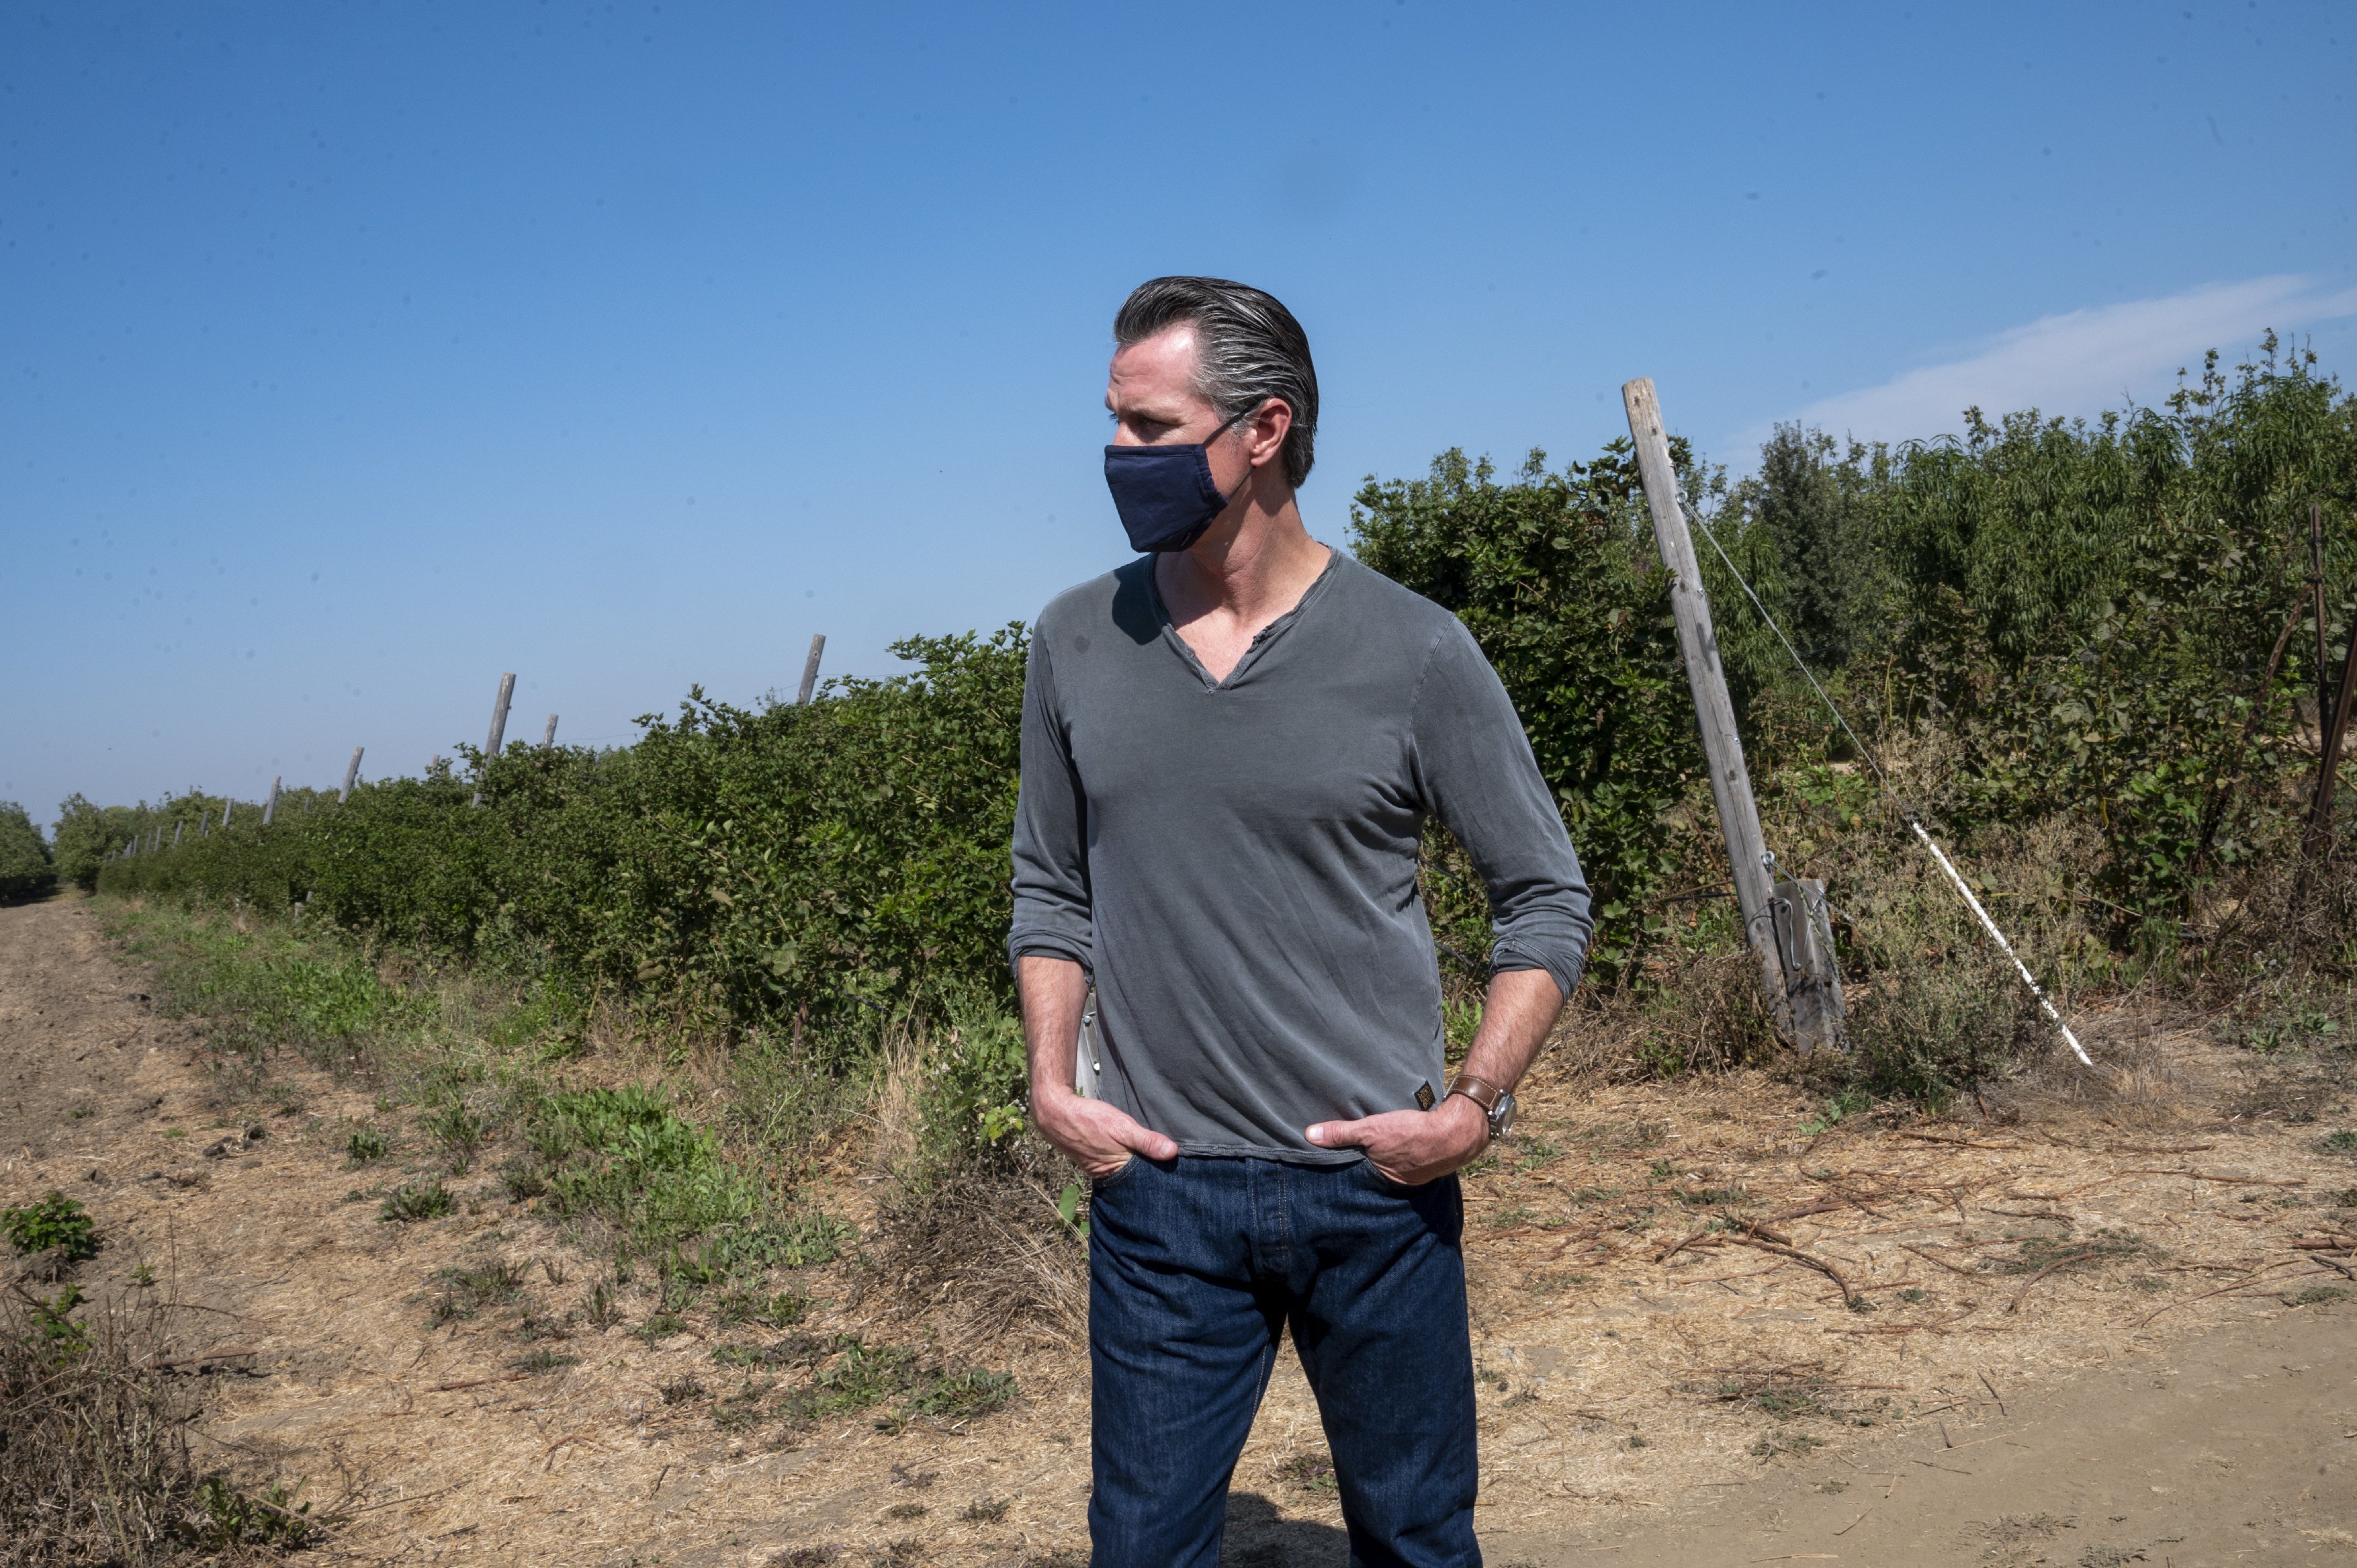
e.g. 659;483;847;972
4;891;2353;1566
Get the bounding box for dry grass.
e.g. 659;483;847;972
860;1146;1087;1357
1;1280;204;1566
0;1267;327;1566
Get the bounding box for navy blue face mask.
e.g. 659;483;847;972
1103;407;1253;554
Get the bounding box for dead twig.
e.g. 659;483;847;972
431;1372;529;1393
1723;1233;1857;1304
2132;1265;2311;1327
1894;1132;2019;1151
1898;1242;1981;1277
2118;1169;2305;1187
2007;1250;2101;1313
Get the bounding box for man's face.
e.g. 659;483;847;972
1105;325;1254;496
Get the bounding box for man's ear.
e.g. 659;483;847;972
1245;397;1293;471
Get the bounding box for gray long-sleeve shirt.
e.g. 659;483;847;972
1008;550;1592;1163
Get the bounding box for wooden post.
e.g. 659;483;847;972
473;672;515;807
2313;503;2331;726
340;746;365;803
198;811;210;836
2299;607;2357;879
263;775;282;826
221;799;232;828
1773;877;1845;1047
797;634;826;706
172;820;183;847
541;714;558;749
1622;378;1795;1039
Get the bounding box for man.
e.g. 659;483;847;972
1009;276;1592;1568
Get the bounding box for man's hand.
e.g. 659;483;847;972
1304;1093;1489;1187
1019;955;1177;1179
1032;1083;1178;1179
1303;968;1566;1186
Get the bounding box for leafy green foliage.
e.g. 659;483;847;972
23;1285;91;1362
916;989;1031;1165
2;1193;100;1262
183;1477;321;1549
98;633;1029;1056
1728;338;2355;917
0;802;57;902
527;1084;765;1253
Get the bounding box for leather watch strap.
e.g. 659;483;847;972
1446;1074;1505;1113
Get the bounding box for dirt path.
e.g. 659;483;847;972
4;891;2353;1566
1489;1305;2356;1565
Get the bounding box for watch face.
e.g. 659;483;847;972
1491;1093;1516;1140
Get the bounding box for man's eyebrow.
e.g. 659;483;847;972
1109;399;1187;425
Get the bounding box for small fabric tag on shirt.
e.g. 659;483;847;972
1415;1082;1436;1112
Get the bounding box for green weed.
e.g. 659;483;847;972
907;1368;1017;1422
424;1101;487;1173
378;1183;454;1223
346;1125;389;1165
632;1312;687;1343
2;1192;100;1262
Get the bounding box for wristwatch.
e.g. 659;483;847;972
1446;1074;1516;1142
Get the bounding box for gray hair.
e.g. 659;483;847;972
1114;276;1320;489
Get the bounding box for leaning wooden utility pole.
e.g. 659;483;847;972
797;634;827;706
340;746;365;803
1621;378;1797;1040
473;672;516;807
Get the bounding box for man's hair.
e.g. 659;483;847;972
1114;276;1319;489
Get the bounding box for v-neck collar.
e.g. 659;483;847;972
1146;547;1343;692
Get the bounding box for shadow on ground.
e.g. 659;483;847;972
1221;1491;1351;1566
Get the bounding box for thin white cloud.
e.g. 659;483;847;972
1744;276;2357;452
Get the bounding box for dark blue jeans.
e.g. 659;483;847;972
1086;1154;1480;1568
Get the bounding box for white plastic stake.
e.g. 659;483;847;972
1910;820;2094;1068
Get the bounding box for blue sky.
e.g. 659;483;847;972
6;1;2354;827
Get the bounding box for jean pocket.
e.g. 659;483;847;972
1090;1155;1140;1193
1355;1158;1421;1196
